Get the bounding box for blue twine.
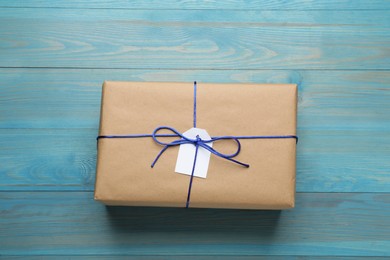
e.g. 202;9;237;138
193;81;197;128
186;135;200;208
150;126;250;168
97;81;298;208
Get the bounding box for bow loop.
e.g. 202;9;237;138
151;126;249;168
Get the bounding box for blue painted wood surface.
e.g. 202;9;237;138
1;0;390;10
0;192;389;256
0;1;389;258
0;9;389;69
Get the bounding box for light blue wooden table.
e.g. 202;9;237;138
1;1;389;258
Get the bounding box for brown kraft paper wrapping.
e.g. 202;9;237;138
94;81;297;210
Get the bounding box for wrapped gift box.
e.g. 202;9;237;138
94;81;297;209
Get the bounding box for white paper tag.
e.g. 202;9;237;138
175;128;212;178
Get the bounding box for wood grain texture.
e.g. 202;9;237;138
0;192;389;256
0;9;389;69
0;1;389;258
1;69;389;130
0;0;389;10
0;127;389;192
0;254;388;260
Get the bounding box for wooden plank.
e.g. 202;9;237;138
0;129;96;191
0;9;389;69
0;0;389;10
1;69;389;130
2;257;389;260
0;192;389;256
0;128;389;192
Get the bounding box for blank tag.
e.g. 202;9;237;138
175;128;212;178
